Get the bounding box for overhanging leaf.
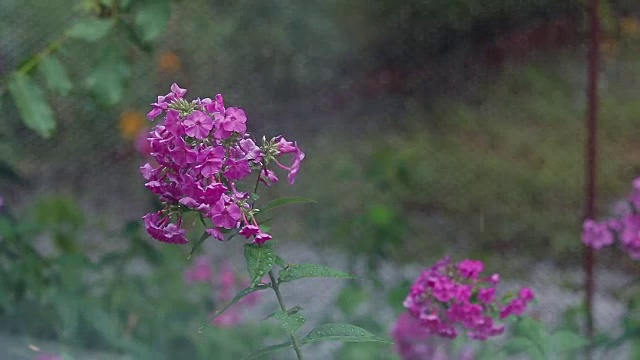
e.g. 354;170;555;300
301;323;392;345
8;73;56;137
260;197;316;213
39;55;72;95
66;19;114;42
134;0;171;43
244;244;276;286
268;310;306;334
211;284;270;320
85;47;130;106
241;342;292;360
279;264;355;283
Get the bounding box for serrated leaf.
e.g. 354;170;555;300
269;310;306;334
66;19;114;42
244;244;276;286
8;73;56;137
39;55;72;95
275;255;288;268
241;342;292;360
301;323;392;345
279;264;355;283
134;0;171;43
85;48;130;106
549;330;588;354
260;197;316;213
211;284;270;320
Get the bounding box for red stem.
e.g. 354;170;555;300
584;0;600;350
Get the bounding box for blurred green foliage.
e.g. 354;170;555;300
296;46;640;265
0;196;282;359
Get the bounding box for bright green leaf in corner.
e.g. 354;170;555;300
134;0;171;43
66;19;114;42
85;48;130;106
39;55;72;95
8;73;56;138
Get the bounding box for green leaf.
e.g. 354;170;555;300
39;55;72;95
275;255;288;268
279;264;355;283
241;342;292;360
134;0;171;43
301;323;392;345
337;285;368;316
260;197;316;213
211;284;270;320
269;310;306;334
503;337;544;360
66;19;114;42
549;330;588;354
244;244;276;286
85;47;130;106
8;73;56;137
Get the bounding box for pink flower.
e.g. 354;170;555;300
184;110;213;139
582;219;614;249
140;84;302;246
184;256;213;284
458;259;484;279
35;354;63;360
403;257;533;341
214;107;247;139
142;212;188;244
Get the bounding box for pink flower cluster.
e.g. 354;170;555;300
403;257;534;340
141;83;304;245
184;256;261;327
392;312;475;360
582;177;640;259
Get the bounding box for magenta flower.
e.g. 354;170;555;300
403;257;533;341
170;83;187;99
582;219;614;250
140;84;302;246
184;256;213;284
147;95;168;120
458;259;484;279
184;110;214;139
214;107;247;139
164;109;185;136
272;137;305;185
211;197;242;229
208;261;263;327
196;146;225;177
142;212;188;244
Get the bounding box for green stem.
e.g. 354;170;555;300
17;35;68;76
268;270;304;360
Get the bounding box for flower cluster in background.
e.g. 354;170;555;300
582;177;640;259
184;256;261;327
402;257;534;341
392;312;475;360
140;83;304;245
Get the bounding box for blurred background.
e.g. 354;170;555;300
2;0;640;359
